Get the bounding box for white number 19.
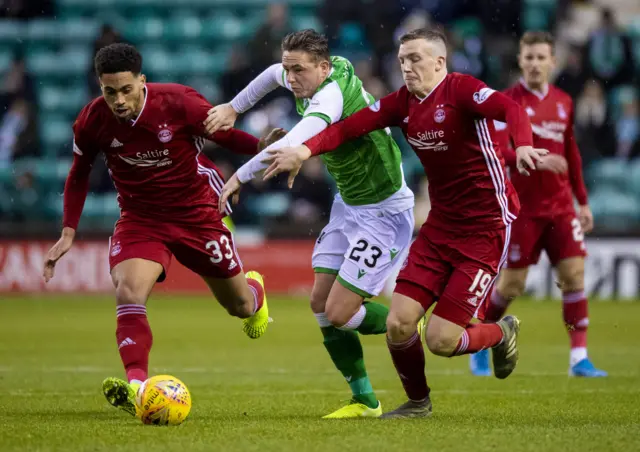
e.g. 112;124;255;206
468;269;493;297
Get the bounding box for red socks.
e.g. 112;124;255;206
387;333;430;401
454;323;504;355
116;305;152;383
484;288;512;323
246;277;265;315
563;290;588;351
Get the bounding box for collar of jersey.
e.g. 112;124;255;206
129;86;149;127
307;66;336;99
519;78;548;101
414;71;447;103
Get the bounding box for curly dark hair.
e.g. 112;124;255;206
94;43;142;77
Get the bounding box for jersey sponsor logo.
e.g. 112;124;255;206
310;99;320;107
531;124;564;143
157;124;173;143
473;87;495;104
369;100;380;112
408;130;448;152
118;149;173;168
434;108;446;123
557;102;568;120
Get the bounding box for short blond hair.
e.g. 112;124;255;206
520;31;555;53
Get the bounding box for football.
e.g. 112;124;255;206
136;375;192;426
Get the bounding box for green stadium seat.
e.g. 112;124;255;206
26;19;99;43
292;15;322;32
26;47;91;77
0;50;12;75
590;188;640;231
0;20;23;44
587;159;630;192
40;115;73;150
37;85;88;116
164;16;204;41
124;17;165;43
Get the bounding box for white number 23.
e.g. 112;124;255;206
206;236;233;264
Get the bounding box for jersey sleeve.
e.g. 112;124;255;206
564;100;588;205
305;88;407;156
303;81;344;125
230;63;285;114
454;74;533;148
183;87;260;155
64;105;101;230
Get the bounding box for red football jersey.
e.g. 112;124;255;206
306;73;533;233
64;83;259;228
499;81;588;217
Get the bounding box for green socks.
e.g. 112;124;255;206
320;325;378;408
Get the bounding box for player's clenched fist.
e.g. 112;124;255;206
43;227;75;282
262;145;312;188
515;146;548;176
204;103;238;135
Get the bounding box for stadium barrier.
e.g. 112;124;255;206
1;239;639;299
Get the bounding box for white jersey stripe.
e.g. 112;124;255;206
193;135;232;214
480;119;516;221
475;120;510;225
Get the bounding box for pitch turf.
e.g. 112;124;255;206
1;295;639;451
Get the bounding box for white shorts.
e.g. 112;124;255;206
312;195;415;297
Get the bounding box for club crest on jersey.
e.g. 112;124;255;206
434;108;446;123
111;242;122;257
557;103;567;120
157;124;173;143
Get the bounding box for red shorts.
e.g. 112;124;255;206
395;222;509;327
108;211;242;282
506;213;587;268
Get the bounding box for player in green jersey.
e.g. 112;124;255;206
204;29;416;419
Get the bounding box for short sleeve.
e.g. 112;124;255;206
303;81;344;125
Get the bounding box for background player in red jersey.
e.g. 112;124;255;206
470;32;607;378
41;43;279;417
261;29;548;418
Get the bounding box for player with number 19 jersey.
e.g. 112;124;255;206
67;83;260;280
305;72;533;326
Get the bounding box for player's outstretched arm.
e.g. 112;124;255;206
43;151;94;282
204;64;284;135
455;76;547;175
261;90;406;185
564;104;592;232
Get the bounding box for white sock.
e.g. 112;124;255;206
314;312;331;328
337;305;366;331
570;347;588;367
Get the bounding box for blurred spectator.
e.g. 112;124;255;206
354;59;388;100
0;0;53;19
575;79;613;163
555;44;588;100
247;3;292;74
0;52;38;167
10;170;41;221
220;47;256;101
615;99;639;159
287;159;333;226
584;8;634;90
88;25;122;98
447;24;489;83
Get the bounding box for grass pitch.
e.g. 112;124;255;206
0;295;639;451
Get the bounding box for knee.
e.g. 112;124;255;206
114;282;147;306
325;302;354;328
498;277;526;300
386;311;417;342
425;329;459;357
560;267;584;292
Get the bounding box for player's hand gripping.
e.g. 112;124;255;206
218;173;242;213
536;154;568;174
262;145;312;189
515;146;548;176
257;128;287;151
578;204;594;234
43;227;75;282
204;103;238;135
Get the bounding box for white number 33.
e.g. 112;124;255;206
206;236;233;264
